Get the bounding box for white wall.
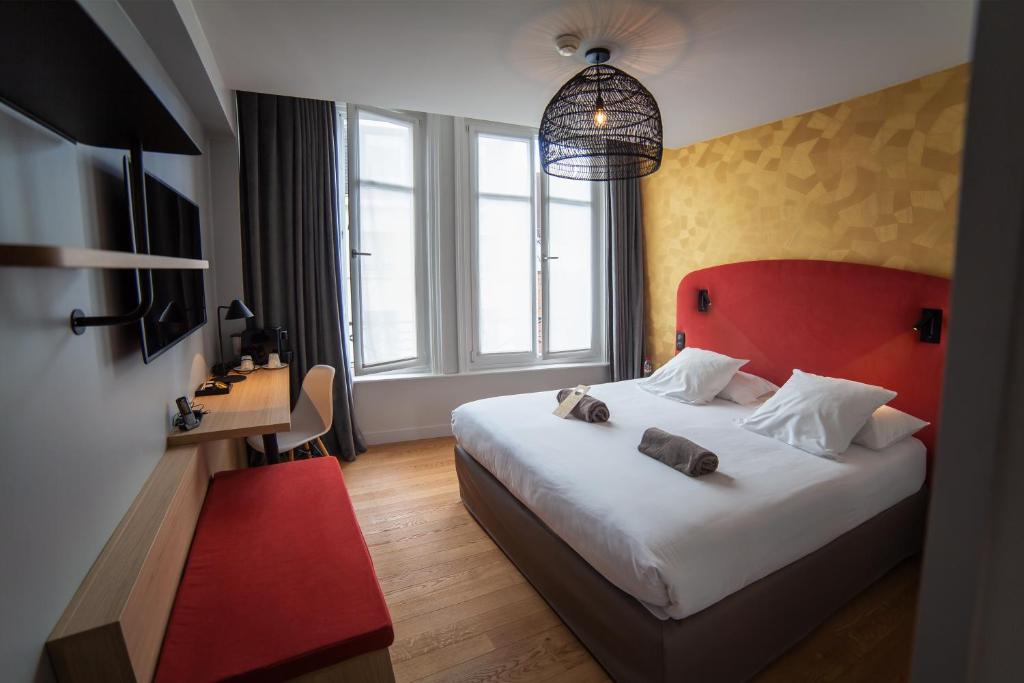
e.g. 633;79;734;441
0;3;226;681
354;363;609;444
121;0;236;137
208;135;248;346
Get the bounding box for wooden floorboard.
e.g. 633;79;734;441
342;437;920;682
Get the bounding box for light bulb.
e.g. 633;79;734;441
594;96;607;128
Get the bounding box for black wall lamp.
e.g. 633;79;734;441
697;289;711;313
914;308;943;344
213;299;254;380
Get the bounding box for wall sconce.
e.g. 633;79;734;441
697;289;711;313
914;308;943;344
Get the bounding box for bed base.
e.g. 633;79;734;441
455;445;927;683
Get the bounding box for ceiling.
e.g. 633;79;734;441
192;0;976;149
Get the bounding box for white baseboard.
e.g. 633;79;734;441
363;423;453;446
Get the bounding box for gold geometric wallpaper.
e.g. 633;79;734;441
641;64;970;365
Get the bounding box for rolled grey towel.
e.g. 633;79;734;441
556;388;610;423
638;427;719;477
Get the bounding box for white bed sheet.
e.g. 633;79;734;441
451;380;926;620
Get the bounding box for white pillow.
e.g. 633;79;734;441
718;371;779;406
639;347;748;405
738;370;897;458
852;405;929;450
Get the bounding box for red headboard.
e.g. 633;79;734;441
676;260;950;456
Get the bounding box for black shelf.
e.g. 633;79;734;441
0;0;201;155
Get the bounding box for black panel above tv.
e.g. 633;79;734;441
0;0;201;155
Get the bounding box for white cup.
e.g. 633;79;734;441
267;352;282;369
239;355;255;372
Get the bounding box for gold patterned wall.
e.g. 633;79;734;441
641;64;969;365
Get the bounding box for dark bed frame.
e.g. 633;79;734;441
456;445;926;682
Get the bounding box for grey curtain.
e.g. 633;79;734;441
237;91;366;461
607;177;646;381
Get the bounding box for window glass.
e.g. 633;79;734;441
548;173;593;202
477;196;534;354
358;113;414;187
546;201;593;352
353;110;421;369
477;135;531;197
357;186;418;365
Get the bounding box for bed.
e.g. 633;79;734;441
452;260;950;682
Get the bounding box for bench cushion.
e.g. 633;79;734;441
155;457;393;683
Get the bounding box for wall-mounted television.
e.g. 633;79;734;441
127;160;207;363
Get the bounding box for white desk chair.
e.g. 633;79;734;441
247;364;335;459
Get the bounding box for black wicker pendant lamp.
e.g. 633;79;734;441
539;46;663;181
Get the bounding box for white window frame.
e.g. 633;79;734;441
457;119;607;372
347;105;430;375
540;172;607;362
463;121;539;369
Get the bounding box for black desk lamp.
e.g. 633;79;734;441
213;299;254;382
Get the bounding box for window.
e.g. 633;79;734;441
347;107;427;374
474;132;537;359
544;174;597;354
339;107;605;378
465;122;605;370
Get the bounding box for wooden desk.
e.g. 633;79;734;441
168;368;291;464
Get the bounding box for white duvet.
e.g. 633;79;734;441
451;380;925;620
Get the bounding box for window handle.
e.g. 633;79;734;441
351;250;373;257
542;255;559;261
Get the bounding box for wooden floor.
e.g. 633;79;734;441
341;437;920;683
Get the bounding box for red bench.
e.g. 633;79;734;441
155;457;394;682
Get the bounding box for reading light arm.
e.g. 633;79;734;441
70;142;154;335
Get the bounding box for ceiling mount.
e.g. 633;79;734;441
585;47;611;64
555;34;580;57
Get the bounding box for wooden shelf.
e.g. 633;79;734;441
0;243;209;270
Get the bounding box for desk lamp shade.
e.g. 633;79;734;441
214;299;255;379
225;299;254;320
